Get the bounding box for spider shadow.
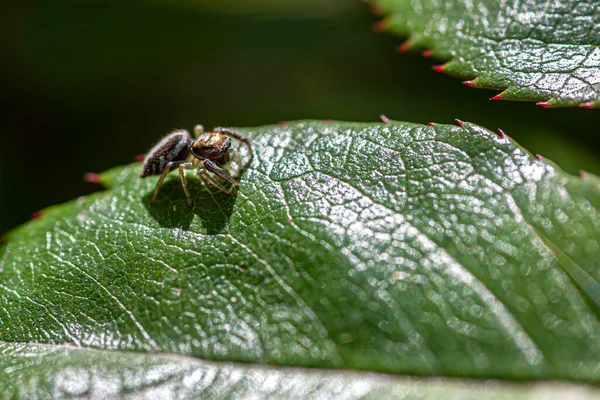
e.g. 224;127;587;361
142;177;237;234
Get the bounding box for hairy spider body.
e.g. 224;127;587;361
141;125;252;206
140;130;191;177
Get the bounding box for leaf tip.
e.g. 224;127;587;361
432;64;445;73
536;101;549;108
490;94;504;101
380;114;390;123
455;119;464;127
462;80;474;87
84;172;102;184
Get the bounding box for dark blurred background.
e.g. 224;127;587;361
2;0;600;235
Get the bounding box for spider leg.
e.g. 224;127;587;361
203;159;239;187
178;161;195;207
199;170;232;195
200;159;239;195
193;124;205;137
152;161;183;204
213;127;253;158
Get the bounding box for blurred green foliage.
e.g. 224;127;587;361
1;0;600;234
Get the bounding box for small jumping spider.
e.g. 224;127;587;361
141;125;253;206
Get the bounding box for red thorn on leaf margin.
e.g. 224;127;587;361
84;172;101;184
422;50;432;58
380;114;390;123
31;211;43;220
462;80;474;87
397;42;410;53
491;94;503;101
455;119;464;127
133;154;145;162
372;21;385;33
580;102;595;109
324;119;333;124
579;170;588;178
497;129;507;138
432;65;445;73
537;102;549;108
278;121;289;126
427;122;435;127
536;154;544;160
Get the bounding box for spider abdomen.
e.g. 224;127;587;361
141;130;192;177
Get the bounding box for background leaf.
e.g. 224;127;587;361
371;0;600;108
2;121;600;396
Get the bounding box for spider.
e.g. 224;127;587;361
140;125;253;206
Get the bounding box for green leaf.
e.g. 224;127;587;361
3;342;600;399
370;0;600;108
2;121;600;395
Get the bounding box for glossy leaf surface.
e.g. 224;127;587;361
2;121;600;395
3;342;600;399
371;0;600;108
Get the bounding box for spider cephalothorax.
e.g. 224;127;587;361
191;132;232;165
141;125;253;206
